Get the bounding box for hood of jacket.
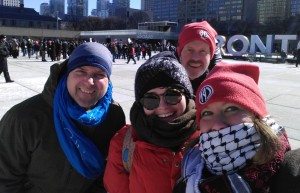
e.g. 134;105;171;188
41;59;68;107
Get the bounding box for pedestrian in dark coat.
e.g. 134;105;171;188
50;40;56;61
40;39;47;61
0;34;14;83
62;40;68;59
0;42;126;193
296;48;300;67
26;39;33;59
55;39;62;61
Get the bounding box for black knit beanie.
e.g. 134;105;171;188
134;51;193;101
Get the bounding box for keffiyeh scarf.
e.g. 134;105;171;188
53;75;112;179
183;117;284;193
200;122;260;175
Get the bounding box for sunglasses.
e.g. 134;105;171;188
140;88;184;110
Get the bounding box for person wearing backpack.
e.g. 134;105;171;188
10;37;19;58
103;51;200;193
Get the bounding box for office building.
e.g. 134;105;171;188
257;0;290;24
97;0;109;18
67;0;88;17
50;0;65;18
113;0;130;9
40;2;50;16
0;0;23;7
152;0;180;22
178;0;208;23
290;0;300;16
141;0;154;11
178;0;257;25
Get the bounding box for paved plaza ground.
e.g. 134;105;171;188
1;53;300;149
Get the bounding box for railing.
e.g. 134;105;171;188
223;53;289;64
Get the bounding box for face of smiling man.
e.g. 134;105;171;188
179;40;211;80
67;65;109;109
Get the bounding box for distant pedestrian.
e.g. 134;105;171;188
135;44;141;61
280;49;287;63
0;34;14;83
296;48;300;67
147;43;152;58
62;40;68;59
33;41;40;59
126;43;136;64
10;37;19;58
20;39;27;56
40;39;47;62
141;44;147;60
55;39;62;61
26;39;33;59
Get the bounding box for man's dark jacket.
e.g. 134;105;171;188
0;60;126;193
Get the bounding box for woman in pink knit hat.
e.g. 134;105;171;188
174;62;291;193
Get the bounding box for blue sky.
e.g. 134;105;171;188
24;0;140;14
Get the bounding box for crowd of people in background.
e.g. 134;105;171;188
2;36;179;65
3;35;300;68
7;38;78;61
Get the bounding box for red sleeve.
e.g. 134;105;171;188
104;125;130;193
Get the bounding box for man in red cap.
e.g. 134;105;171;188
177;21;221;94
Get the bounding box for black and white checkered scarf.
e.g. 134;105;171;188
183;117;283;193
199;122;260;175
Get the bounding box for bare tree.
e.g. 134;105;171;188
77;17;103;31
102;17;126;30
127;11;151;29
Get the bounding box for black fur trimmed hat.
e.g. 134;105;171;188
134;51;193;101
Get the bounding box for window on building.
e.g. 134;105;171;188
29;21;34;28
10;20;16;26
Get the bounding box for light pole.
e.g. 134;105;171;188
56;11;59;30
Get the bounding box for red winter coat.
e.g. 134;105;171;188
104;124;199;193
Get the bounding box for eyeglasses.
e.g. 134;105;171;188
140;88;184;110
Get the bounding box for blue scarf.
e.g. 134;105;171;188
53;75;112;180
